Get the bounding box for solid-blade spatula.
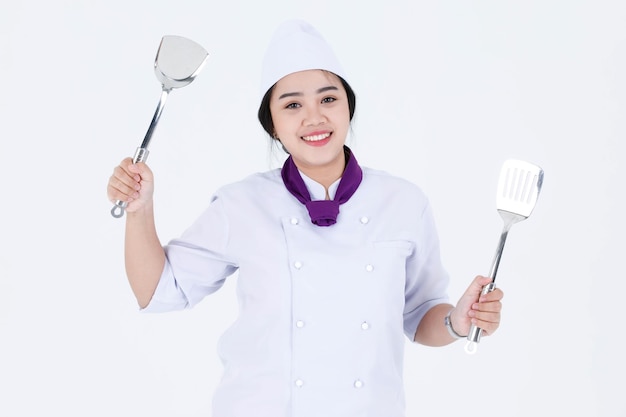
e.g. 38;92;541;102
111;35;209;218
465;159;544;354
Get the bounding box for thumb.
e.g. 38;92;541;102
457;275;492;312
128;161;153;181
464;275;492;298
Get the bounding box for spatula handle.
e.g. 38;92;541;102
111;88;170;218
110;147;150;218
464;281;496;354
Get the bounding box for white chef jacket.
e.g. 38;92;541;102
143;166;451;417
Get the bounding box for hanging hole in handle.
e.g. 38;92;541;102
465;341;479;355
111;204;125;218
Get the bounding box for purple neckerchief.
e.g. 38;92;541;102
281;146;363;226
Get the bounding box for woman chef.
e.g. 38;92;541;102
107;19;503;417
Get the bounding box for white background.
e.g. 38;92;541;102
1;1;624;416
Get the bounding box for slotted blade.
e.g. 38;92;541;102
496;159;544;218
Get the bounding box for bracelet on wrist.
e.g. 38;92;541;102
444;308;465;339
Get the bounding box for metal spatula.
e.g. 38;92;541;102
465;159;544;354
111;35;209;218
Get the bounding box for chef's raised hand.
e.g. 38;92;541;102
107;158;155;214
451;275;503;337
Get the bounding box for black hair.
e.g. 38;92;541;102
257;74;356;137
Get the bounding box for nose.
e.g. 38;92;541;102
303;104;326;127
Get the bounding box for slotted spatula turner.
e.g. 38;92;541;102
465;159;544;354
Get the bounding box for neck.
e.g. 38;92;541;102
280;146;362;227
295;150;347;191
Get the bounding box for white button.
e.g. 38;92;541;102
365;264;374;272
295;379;304;388
360;216;369;224
354;379;364;388
294;261;303;269
291;218;299;225
296;320;305;328
361;322;370;330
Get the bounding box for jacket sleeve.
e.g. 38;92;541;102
142;194;238;313
402;200;451;340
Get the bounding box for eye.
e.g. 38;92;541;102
285;102;301;109
321;96;336;104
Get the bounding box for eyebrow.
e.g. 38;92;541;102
278;85;339;100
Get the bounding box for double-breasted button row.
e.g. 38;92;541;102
289;214;371;393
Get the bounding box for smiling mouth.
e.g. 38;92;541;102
301;132;331;142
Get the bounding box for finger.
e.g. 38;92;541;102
469;308;501;332
470;314;500;336
108;165;141;201
470;311;500;325
479;287;504;303
108;176;140;202
112;165;141;192
472;299;502;314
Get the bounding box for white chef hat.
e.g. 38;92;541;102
259;19;347;99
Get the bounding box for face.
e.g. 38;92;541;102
270;70;351;181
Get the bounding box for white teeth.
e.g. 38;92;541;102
302;133;330;142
